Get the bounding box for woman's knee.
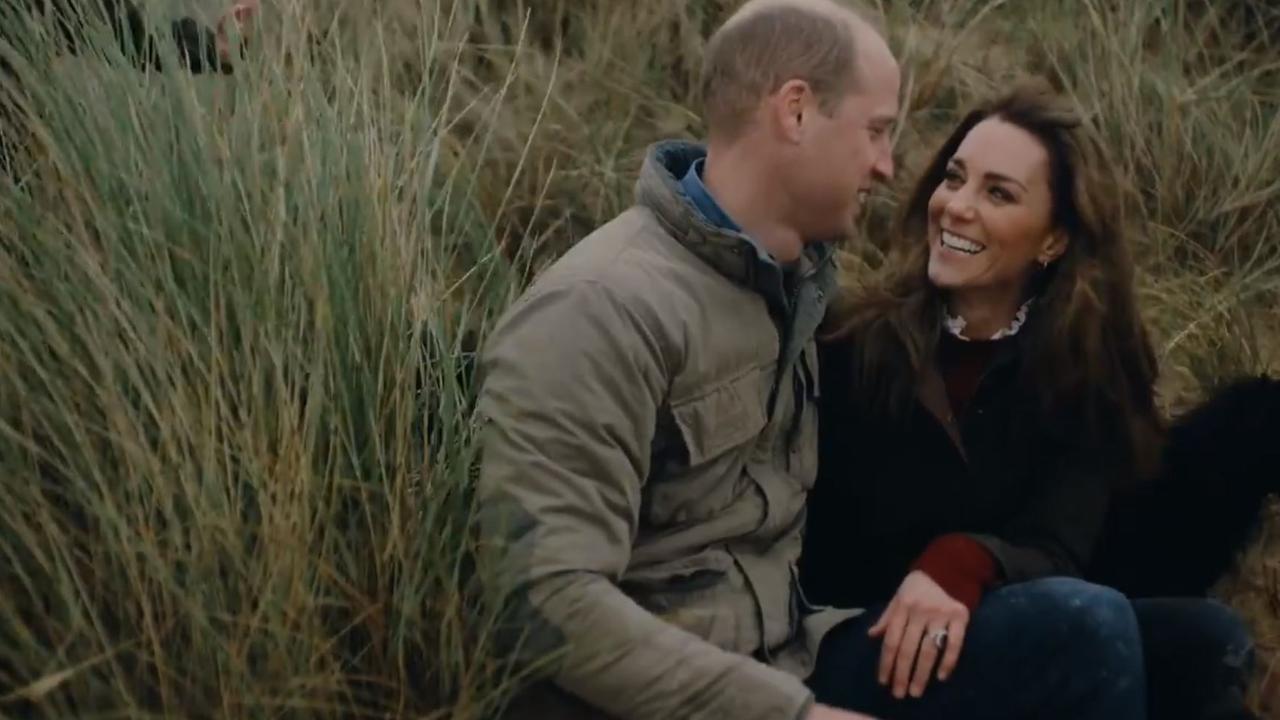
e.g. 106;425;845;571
1134;597;1255;675
1193;599;1254;667
995;578;1143;660
972;578;1147;717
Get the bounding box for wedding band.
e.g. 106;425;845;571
929;629;948;649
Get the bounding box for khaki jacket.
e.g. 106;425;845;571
477;141;859;720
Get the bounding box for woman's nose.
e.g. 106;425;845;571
945;190;977;221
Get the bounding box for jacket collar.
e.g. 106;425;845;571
634;140;834;310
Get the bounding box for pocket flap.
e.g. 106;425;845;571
671;369;768;465
620;549;735;594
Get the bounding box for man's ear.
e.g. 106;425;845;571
771;79;811;144
1039;228;1069;266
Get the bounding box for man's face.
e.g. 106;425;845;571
782;39;900;245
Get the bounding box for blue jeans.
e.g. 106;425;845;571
1135;597;1254;720
808;577;1146;719
808;578;1255;720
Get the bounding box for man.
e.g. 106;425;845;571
479;3;891;718
476;1;1147;718
0;0;257;178
2;0;257;73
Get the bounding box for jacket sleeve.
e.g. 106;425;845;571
27;0;224;73
968;424;1112;584
476;279;814;720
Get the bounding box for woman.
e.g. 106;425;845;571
800;81;1270;719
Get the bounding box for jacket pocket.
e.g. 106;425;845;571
620;549;735;597
671;367;769;466
620;549;755;653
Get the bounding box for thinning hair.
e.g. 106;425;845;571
700;0;876;139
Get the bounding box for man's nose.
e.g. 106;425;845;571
873;149;894;182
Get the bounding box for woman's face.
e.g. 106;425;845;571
926;117;1064;302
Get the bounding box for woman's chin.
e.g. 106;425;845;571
927;259;967;291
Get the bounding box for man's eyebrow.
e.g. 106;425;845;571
948;158;1028;191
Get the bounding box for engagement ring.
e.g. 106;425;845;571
929;629;949;649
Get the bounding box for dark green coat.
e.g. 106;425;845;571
801;323;1115;609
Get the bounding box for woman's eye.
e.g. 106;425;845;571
943;169;963;186
990;186;1014;202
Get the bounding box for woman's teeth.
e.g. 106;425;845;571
941;230;985;255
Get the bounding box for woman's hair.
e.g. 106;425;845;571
826;78;1163;480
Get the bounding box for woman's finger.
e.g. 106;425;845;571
909;624;944;698
937;615;969;682
891;614;929;699
875;604;908;685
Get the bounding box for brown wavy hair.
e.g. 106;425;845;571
826;79;1163;481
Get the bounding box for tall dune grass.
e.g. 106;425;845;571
0;0;1277;716
0;2;537;717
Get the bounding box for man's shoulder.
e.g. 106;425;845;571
530;205;720;307
490;204;772;374
487;210;679;349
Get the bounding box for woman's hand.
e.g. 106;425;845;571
867;570;970;699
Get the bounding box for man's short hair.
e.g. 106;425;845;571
700;0;875;139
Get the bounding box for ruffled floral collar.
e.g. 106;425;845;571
944;299;1033;341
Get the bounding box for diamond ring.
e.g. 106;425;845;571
929;628;949;649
